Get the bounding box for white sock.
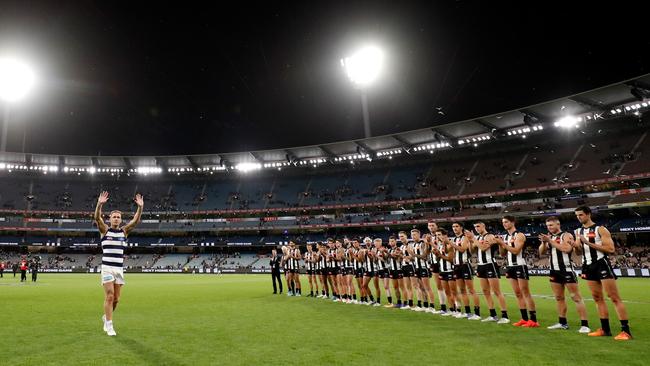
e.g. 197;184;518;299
106;320;113;327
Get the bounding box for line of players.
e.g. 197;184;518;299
280;207;632;341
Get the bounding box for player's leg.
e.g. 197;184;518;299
465;277;481;319
509;278;528;326
372;275;381;304
602;279;631;338
103;282;116;321
112;283;122;311
489;277;508;321
519;278;538;326
566;282;590;333
423;277;436;311
294;272;302;295
479;277;494;315
548;282;568;329
434;273;445;308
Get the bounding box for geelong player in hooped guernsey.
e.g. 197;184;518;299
94;191;144;336
574;206;632;340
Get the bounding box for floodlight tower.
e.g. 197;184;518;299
341;46;384;138
0;57;37;152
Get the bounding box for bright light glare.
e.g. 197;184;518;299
235;162;261;173
341;46;384;87
554;115;579;128
0;57;36;102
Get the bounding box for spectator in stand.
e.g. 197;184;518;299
0;261;4;277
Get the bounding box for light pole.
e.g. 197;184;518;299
341;46;384;138
0;57;36;152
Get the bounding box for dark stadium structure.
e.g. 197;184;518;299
1;75;650;275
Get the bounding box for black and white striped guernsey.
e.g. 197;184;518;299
574;225;606;266
327;248;337;268
412;241;427;269
352;248;363;270
305;252;315;271
438;243;454;272
375;248;387;270
453;236;468;265
400;242;412;266
364;250;375;272
476;233;497;265
428;238;440;266
548;232;574;272
388;246;402;270
503;231;526;266
101;228;127;269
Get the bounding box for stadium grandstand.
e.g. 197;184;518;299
2;75;650;276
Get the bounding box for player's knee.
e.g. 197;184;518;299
607;292;622;303
592;293;604;302
554;294;565;302
570;293;582;303
105;293;114;303
513;290;523;298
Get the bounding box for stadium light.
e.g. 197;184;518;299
341;45;384;138
234;162;261;173
554;116;579;128
0;57;37;153
341;46;384;88
0;57;36;103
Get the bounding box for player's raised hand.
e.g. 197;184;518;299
134;193;144;207
463;230;475;240
538;233;550;243
98;191;109;204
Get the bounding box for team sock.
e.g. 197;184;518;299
376;297;380;304
408;300;413;307
417;301;422;308
310;291;314;296
520;309;529;321
621;320;631;335
388;296;393;304
600;318;611;335
559;317;567;325
501;310;508;319
369;295;375;302
581;319;589;327
353;294;357;300
464;306;471;315
489;309;497;317
474;306;480;316
529;310;537;322
440;304;447;312
429;302;435;309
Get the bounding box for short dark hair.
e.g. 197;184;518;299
410;228;420;233
327;238;334;242
436;228;448;236
502;215;516;223
473;221;485;225
575;206;591;215
398;231;408;236
388;235;396;240
545;216;560;222
452;221;464;227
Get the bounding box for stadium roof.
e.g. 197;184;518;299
1;73;650;173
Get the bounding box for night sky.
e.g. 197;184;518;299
0;1;648;156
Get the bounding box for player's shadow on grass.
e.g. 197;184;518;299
116;335;185;366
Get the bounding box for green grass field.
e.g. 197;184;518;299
1;274;648;365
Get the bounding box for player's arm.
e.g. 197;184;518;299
123;193;144;235
94;191;109;236
552;233;575;254
594;227;616;254
571;230;583;254
537;234;549;256
499;233;525;254
478;234;494;251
